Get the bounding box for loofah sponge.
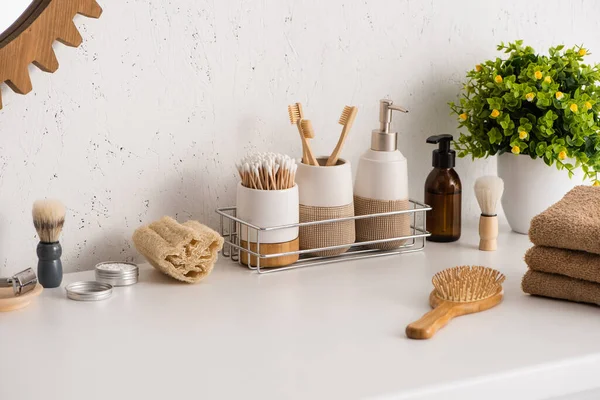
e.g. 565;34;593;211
133;216;224;283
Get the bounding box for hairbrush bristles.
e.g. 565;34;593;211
32;199;66;243
287;103;302;125
300;119;315;139
338;105;353;125
432;266;505;302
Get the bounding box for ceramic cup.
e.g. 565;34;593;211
295;157;355;256
236;183;299;267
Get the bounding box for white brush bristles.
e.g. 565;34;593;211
474;176;504;216
32;199;66;243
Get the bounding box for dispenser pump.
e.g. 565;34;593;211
371;99;408;151
427;134;455;168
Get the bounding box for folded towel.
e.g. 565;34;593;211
529;186;600;255
525;245;600;284
522;270;600;306
133;216;224;283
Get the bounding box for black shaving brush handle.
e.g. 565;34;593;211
37;242;63;288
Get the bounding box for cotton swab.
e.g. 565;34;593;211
236;152;297;190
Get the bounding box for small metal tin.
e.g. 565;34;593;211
95;261;139;287
66;281;113;301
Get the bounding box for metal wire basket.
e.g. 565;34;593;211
216;199;431;273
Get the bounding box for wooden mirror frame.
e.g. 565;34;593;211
0;0;102;109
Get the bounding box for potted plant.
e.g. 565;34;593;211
450;40;600;234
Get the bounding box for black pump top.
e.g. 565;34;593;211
426;134;455;168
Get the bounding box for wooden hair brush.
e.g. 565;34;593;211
406;266;506;339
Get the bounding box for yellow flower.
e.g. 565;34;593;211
525;92;535;102
558;151;567;160
459;113;467;121
475;64;482;72
544;76;552;84
511;146;520;155
579;48;587;56
494;75;503;83
534;71;543;80
555;91;564;100
585;101;592;110
570;103;578;113
519;131;527;140
594;181;600;187
490;109;500;118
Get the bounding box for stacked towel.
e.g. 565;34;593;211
522;186;600;306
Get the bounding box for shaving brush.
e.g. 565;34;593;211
474;176;504;251
32;199;66;288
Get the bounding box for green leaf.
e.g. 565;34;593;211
536;142;547;156
529;141;536;154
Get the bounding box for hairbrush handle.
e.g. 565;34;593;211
479;215;498;251
406;302;459;339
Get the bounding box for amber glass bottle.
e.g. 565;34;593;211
424;135;462;242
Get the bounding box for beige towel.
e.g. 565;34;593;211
525;246;600;284
529;186;600;254
522;270;600;306
133;216;224;283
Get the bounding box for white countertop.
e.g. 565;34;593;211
2;225;600;400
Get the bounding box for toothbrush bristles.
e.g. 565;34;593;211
300;119;314;139
288;104;301;124
339;105;353;125
296;103;304;119
236;152;297;190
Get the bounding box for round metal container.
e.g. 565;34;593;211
66;281;113;301
95;261;139;286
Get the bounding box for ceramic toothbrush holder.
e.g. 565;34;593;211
236;183;299;267
295;157;356;256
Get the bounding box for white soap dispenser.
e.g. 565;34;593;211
354;99;410;249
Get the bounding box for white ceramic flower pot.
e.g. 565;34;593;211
497;153;585;234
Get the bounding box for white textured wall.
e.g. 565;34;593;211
0;0;598;275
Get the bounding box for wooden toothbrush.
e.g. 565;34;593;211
326;105;358;166
300;120;319;165
303;118;315;163
288;103;318;166
296;103;307;162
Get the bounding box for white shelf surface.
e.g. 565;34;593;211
2;225;600;400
